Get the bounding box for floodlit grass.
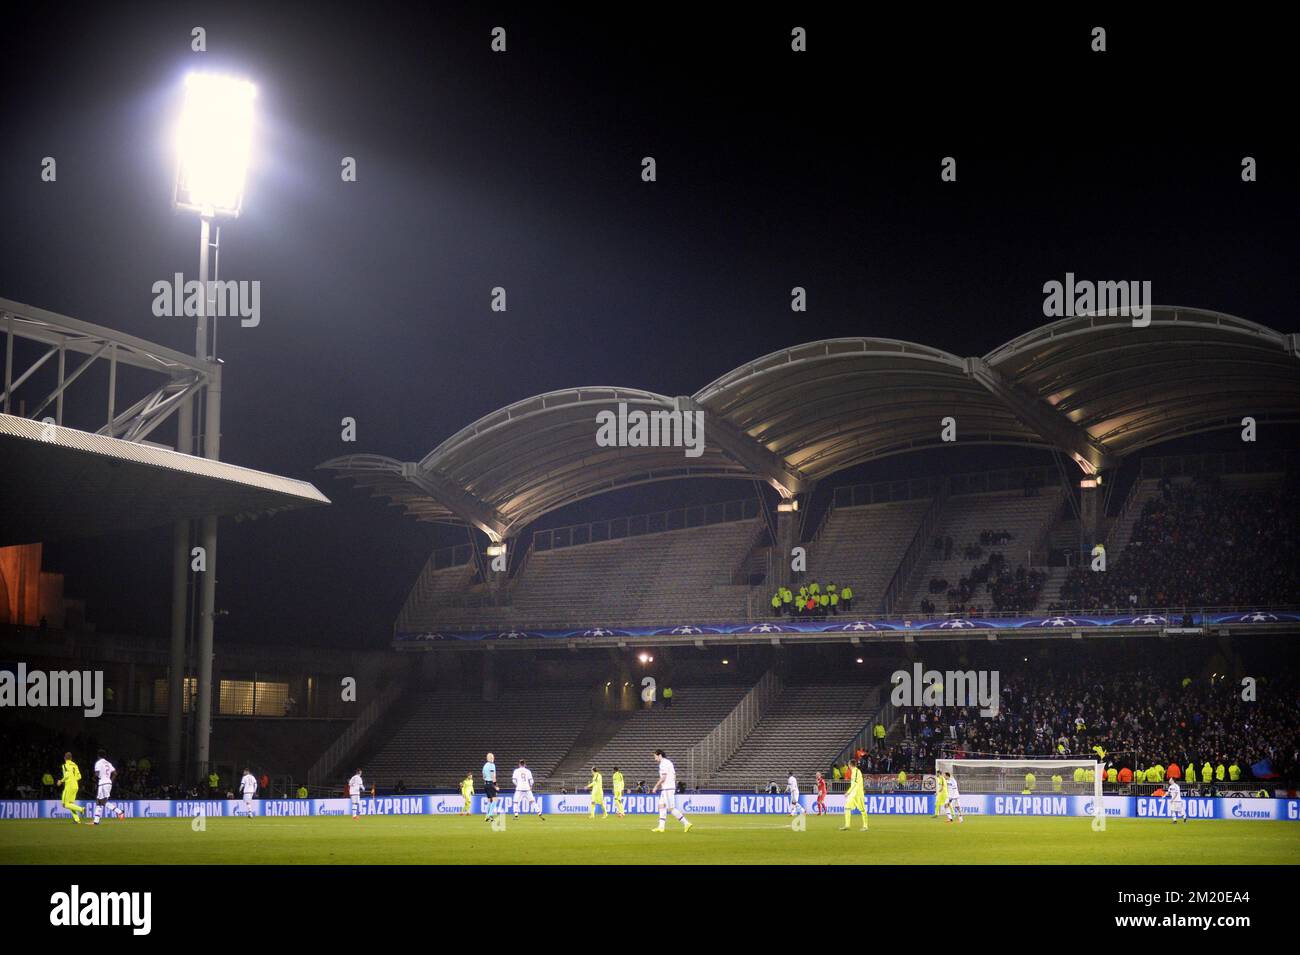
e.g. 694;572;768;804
3;813;1298;865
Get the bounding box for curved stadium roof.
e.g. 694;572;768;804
320;307;1300;540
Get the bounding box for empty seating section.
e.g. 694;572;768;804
711;684;878;787
901;489;1064;612
394;481;1087;631
576;685;751;782
397;562;477;631
805;499;931;610
509;519;763;624
360;681;893;792
362;688;593;788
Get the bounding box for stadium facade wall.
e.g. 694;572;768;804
5;795;1297;820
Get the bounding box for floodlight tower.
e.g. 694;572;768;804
167;72;256;782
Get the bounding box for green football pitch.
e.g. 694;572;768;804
3;813;1298;865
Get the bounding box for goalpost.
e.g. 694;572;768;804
935;758;1106;830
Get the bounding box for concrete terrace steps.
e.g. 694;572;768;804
710;683;880;786
898;489;1064;612
360;689;597;789
573;685;752;785
509;519;763;623
804;498;933;611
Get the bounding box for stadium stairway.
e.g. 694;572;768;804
803;498;932;611
1104;478;1162;560
1036;566;1071;610
320;687;421;791
551;684;752;791
545;711;628;784
707;683;880;790
395;561;479;631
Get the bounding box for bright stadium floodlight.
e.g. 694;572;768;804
167;71;256;788
173;72;256;218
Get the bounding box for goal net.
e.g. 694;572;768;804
935;758;1105;829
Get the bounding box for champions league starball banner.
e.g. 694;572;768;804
3;795;1298;820
394;610;1298;644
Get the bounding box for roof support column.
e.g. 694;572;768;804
482;536;512;604
964;358;1115;474
676;396;810;497
1079;474;1105;561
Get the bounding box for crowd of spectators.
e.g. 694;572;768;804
0;720;270;799
922;530;1045;614
881;651;1298;785
0;722;110;799
1053;476;1299;611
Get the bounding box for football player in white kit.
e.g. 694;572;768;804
91;749;125;825
511;759;545;820
1165;779;1187;823
239;767;258;818
348;768;365;819
942;771;964;823
786;771;806;816
650;749;693;833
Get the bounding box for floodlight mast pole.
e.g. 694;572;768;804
168;215;220;786
193;213;222;781
167;72;250;785
167;400;191;783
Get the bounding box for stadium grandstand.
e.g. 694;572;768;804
282;307;1300;797
3;305;1299;805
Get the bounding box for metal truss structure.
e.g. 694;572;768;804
1;297;214;446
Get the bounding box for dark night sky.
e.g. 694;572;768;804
2;4;1296;646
